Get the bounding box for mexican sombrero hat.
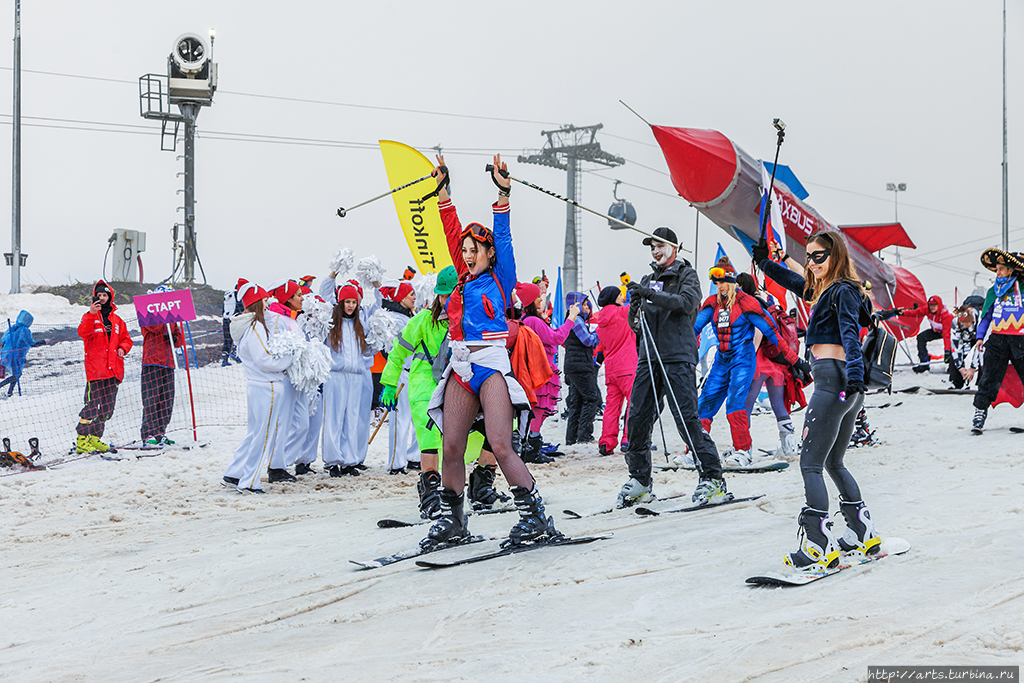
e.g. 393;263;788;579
980;247;1024;273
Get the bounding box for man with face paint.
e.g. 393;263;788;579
620;227;727;508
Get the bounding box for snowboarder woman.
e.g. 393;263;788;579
222;283;294;493
754;230;881;570
694;258;796;467
75;281;133;454
424;153;558;549
319;276;381;476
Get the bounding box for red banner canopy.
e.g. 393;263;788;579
840;223;916;253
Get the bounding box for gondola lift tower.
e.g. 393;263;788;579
139;30;218;284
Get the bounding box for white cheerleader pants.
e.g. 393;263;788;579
322;369;372;467
224;380;284;491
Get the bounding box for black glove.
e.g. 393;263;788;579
751;236;770;265
790;358;813;385
846;380;866;395
626;281;652;300
944;350;953;364
596;351;605;365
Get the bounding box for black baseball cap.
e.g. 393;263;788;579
642;226;678;247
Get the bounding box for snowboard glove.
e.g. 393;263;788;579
380;385;397;410
751;236;770;265
626;281;652;300
790;358;813;385
845;380;866;395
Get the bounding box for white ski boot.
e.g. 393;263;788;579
616;478;656;509
837;498;881;557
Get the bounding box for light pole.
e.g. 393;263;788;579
886;182;906;265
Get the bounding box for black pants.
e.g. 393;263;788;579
948;361;968;389
800;359;864;511
624;360;721;487
77;377;120;438
916;328;943;364
141;365;176;440
564;366;601;444
221;319;233;357
974;334;1024;410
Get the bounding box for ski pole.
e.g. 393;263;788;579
759;119;786;241
636;301;671;460
485;164;691;254
336;173;436;218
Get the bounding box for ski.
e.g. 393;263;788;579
350;534;490;570
634;493;766;516
925;388;976;395
562;492;692;519
377;505;516;529
745;537;911;587
655;461;788;474
1009;427;1024;434
415;534;611;569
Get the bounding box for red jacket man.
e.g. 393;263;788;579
75;280;132;452
905;295;953;372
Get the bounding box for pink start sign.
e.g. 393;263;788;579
133;289;197;327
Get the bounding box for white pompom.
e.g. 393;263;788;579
414;274;437;310
268;328;332;412
300;293;334;343
355;256;386;291
364;307;404;353
329;248;355;278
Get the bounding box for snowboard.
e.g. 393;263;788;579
745;537;911;587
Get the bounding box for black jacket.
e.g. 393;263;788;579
563;327;597;375
629;258;702;365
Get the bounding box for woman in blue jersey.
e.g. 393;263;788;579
423;154;557;549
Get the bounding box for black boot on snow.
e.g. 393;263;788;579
521;434;554;464
837;498;881;556
972;408;987;434
417;470;442;519
505;485;558;546
783;507;840;570
468;464;510;510
421;488;469;549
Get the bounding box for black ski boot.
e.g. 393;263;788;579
521;434;554;464
971;407;987;434
783;507;840;570
28;437;41;461
417;470;442;519
421;488;469;549
505;485;558;546
837;498;881;556
468;464;510;510
849;409;875;447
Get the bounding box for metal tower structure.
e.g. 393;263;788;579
518;124;624;292
140;31;218;284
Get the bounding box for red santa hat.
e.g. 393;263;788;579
381;281;415;303
337;279;363;303
239;283;270;309
235;277;249;293
267;279;301;304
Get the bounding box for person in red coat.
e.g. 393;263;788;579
75;280;133;453
140;311;184;445
595;286;637;456
905;295;953;373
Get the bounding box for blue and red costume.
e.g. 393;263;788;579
694;290;788;452
439;198;515;394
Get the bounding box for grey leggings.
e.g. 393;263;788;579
800;359;864;511
744;373;789;420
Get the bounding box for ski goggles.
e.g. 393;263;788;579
461;222;493;245
805;249;831;265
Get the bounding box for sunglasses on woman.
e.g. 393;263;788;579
461;223;493;244
806;249;831;265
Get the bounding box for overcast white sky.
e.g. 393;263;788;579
0;0;1020;304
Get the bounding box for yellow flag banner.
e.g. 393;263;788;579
379;140;452;274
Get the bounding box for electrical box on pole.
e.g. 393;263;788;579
108;229;147;282
139;31;217;285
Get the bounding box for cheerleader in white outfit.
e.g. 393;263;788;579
223;284;294;493
320;276;381;476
